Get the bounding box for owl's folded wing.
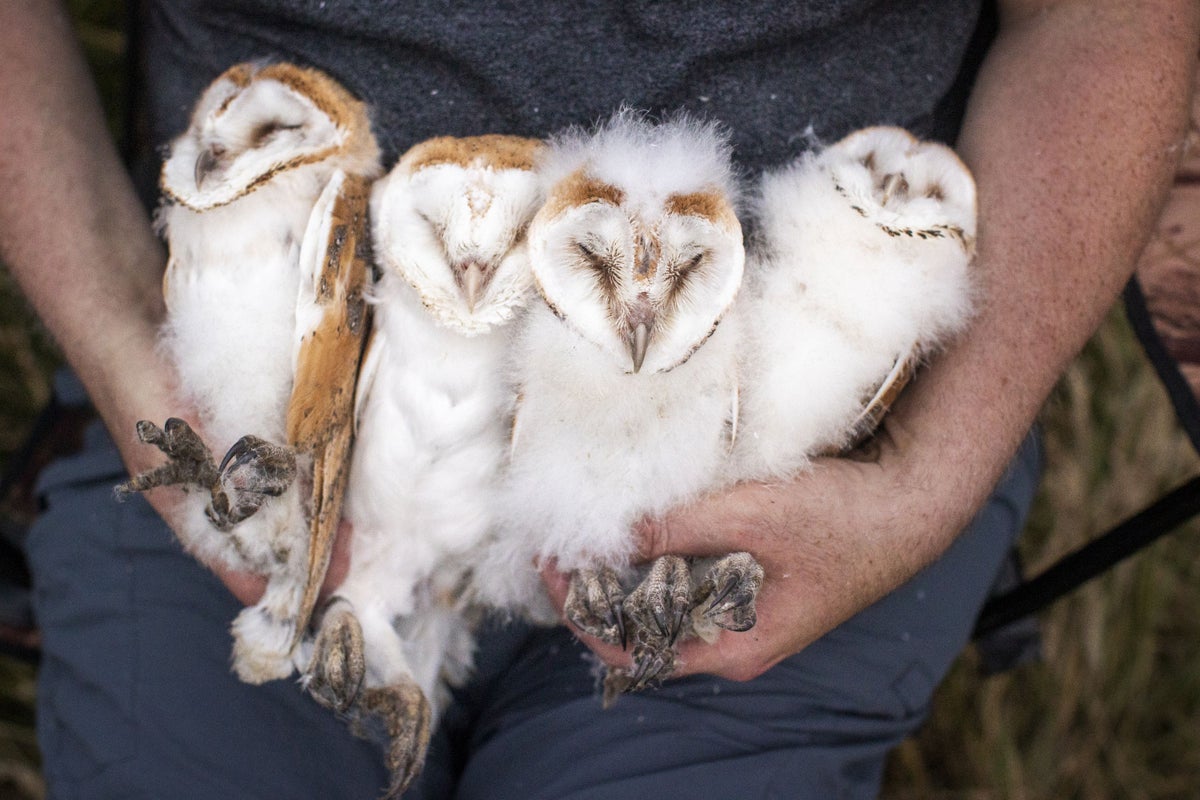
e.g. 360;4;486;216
287;168;374;643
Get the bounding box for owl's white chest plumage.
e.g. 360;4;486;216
730;126;977;481
160;169;328;449
347;272;511;582
480;300;739;619
335;270;516;708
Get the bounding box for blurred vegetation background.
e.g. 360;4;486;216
0;2;1197;798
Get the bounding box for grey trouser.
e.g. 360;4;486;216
29;423;1039;800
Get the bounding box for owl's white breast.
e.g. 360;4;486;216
159;168;331;449
499;301;740;574
343;271;514;613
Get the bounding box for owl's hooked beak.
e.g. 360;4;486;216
626;293;655;374
194;145;224;189
455;260;492;314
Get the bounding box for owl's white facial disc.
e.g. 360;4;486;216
371;136;545;334
161;66;350;210
531;173;744;375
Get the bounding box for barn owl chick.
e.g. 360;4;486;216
302;135;544;798
732;126;977;480
475;111;763;701
117;62;381;684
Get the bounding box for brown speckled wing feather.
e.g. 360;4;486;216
285;171;373;644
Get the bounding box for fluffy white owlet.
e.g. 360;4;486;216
302;135;545;798
117;62;382;684
731;126;977;481
474;111;764;703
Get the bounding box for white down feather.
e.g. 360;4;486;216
731;127;977;480
335;271;517;715
157;163;334;571
474;111;744;622
477;303;740;622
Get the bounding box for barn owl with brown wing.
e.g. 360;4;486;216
731;126;977;480
473;111;764;702
116;62;381;685
301;135;544;797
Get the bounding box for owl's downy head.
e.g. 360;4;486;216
161;62;380;210
530;110;744;374
371;135;546;334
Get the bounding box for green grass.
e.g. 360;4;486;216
2;3;1199;798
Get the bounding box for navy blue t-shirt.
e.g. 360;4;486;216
142;0;987;172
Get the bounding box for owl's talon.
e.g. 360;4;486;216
694;552;764;633
668;608;687;647
565;566;627;646
623;554;692;645
116;417;220;496
208;435;298;528
305;600;366;713
702;573;739;614
135;419;165;446
359;681;432;800
606;602;628;650
627;643;674;692
217;435;297;492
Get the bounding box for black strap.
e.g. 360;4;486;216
974;472;1200;638
1123;277;1200;456
973;276;1200;640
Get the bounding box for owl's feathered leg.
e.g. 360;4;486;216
115;417;220;496
229;578;304;683
564;565;628;648
115;420;297;535
207;435;298;530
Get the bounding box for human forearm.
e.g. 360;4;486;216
0;3;280;603
886;0;1199;557
0;1;171;473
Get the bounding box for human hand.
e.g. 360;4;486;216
541;425;976;681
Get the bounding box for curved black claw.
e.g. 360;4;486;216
360;681;432;800
628;644;674;690
601;641;677;707
623;555;692;646
217;435;298;492
565;566;628;647
694;552;765;633
207;435;297;529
